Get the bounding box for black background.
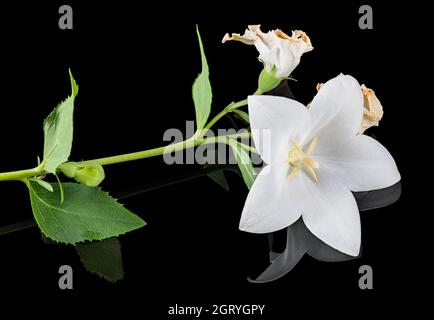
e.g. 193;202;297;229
0;0;424;316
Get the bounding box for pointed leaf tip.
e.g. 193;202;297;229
69;68;79;97
192;26;212;130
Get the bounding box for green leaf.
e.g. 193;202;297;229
232;109;250;124
42;97;74;173
42;71;78;173
192;26;212;130
76;237;124;282
29;178;54;192
27;181;146;244
229;140;256;189
207;171;230;191
69;68;79;97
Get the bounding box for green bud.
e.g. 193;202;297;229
59;161;79;178
59;161;105;187
258;66;282;93
74;161;105;187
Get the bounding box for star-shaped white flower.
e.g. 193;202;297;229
240;74;400;256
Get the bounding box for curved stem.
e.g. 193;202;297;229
0;132;251;182
0;94;255;183
199;89;261;137
82;138;195;166
199;98;248;135
84;131;250;166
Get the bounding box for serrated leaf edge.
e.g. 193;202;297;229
27;182;146;245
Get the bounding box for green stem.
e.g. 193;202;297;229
0;93;258;183
83;131;250;166
199;89;261;137
83;138;195;166
199;98;248;135
0;132;251;182
0;166;43;182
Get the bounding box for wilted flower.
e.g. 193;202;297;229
222;25;313;79
359;84;384;134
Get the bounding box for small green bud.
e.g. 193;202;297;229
258;66;282;93
59;161;105;187
59;161;79;178
74;161;105;187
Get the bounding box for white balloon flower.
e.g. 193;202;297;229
240;74;400;256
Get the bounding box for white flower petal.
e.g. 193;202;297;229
248;95;310;165
256;32;296;77
239;164;304;233
308;74;364;141
254;38;278;72
314;135;401;192
273;39;298;77
301;171;361;256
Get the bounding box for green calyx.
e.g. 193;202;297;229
258;66;282;93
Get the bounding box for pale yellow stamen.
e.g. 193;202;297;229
304;163;318;182
304;135;318;155
286;136;319;182
290;138;304;154
303;157;318;169
287;166;300;179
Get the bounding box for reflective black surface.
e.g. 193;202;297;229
0;1;418;315
249;182;402;283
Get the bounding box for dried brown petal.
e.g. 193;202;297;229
359;84;384;134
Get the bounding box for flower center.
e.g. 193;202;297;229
285;136;319;182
